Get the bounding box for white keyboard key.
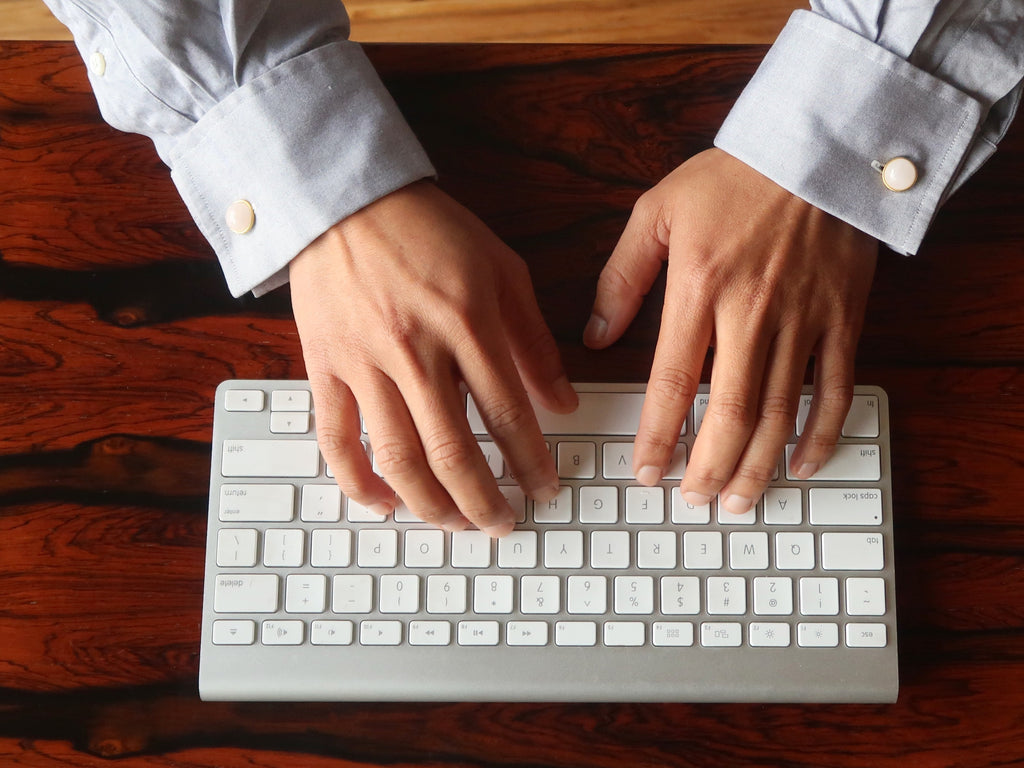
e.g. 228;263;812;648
800;577;839;615
671;488;711;524
775;532;815;570
626;485;664;524
332;575;373;613
753;576;793;615
683;531;722;569
558;441;596;478
507;621;548;646
590;531;630;569
555;621;597;646
602;442;635;479
691;393;710;433
270;411;310;434
212;619;256;645
786;444;881;481
224;389;264;412
470;392;646;436
567;575;607;614
222;440;319;478
498;485;527;523
660;576;700;615
347;497;388;523
357;529;398;568
404;529;446;568
310;529;352;567
718;497;756;524
300;485;341;522
380;574;420;613
846;623;888;648
604;621;646;646
578;486;618;523
264;529;304;567
637;531;676;569
846;577;886;616
664;443;687;480
821;532;884;571
474;575;514;614
426;574;468;614
795;393;815;436
520;575;560;614
409;621;451;646
706;576;745;615
763;487;802;525
285;574;327;613
534;486;573;523
361;620;402;646
216;528;258;567
271;389;311;412
701;622;742;647
842;395;880;438
497;530;538;568
310;620;354;646
458;621;500;646
450;531;492;568
810;488;883;526
798;622;840;647
478;441;504;478
614;576;654;614
219;484;295;522
729;532;769;570
653;621;695;647
749;622;791;647
545;531;584;568
262;620;304;645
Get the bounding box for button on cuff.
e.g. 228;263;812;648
89;51;106;77
878;157;918;192
225;199;255;234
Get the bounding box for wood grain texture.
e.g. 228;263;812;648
2;41;1024;768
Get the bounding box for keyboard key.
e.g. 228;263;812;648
534;486;573;523
821;532;884;571
798;622;840;647
653;621;695;647
567;575;607;614
842;395;880;438
800;577;839;615
470;392;646;436
332;575;373;613
270;411;310;434
264;529;304;568
775;532;815;570
520;575;560;614
216;528;258;567
729;532;769;570
497;531;538;568
311;620;354;646
458;621;500;646
555;621;597;646
214;574;278;613
604;621;646;646
478;441;504;478
405;529;446;568
637;531;676;569
626;486;664;524
285;574;327;613
706;577;745;615
671;488;711;524
426;574;468;614
614;576;654;614
262;620;304;645
591;531;629;569
578;486;618;523
683;531;723;569
786;444;881;482
749;622;791;647
271;389;311;412
409;621;451;646
380;574;420;613
846;577;886;616
310;529;352;568
545;531;584;568
810;488;883;526
224;389;265;412
763;487;802;525
300;485;341;522
357;530;398;568
474;575;514;614
663;443;687;480
212;619;256;645
557;441;596;478
219;484;294;522
846;623;888;648
507;621;548;646
361;621;402;646
602;442;635;479
221;440;319;478
450;531;492;568
660;576;700;615
753;576;793;615
701;622;742;647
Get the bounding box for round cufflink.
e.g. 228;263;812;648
871;157;918;192
225;199;255;234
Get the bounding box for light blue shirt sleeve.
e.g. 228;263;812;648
715;1;1024;255
43;0;436;296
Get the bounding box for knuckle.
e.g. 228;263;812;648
424;436;480;476
371;438;423;480
686;465;730;491
733;462;777;488
759;393;798;431
706;392;757;433
480;398;534;436
649;367;700;407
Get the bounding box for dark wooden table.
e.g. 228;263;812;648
2;40;1023;767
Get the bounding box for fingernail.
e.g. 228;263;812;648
482;519;516;539
796;462;820;479
722;494;753;515
583;314;608;347
369;502;394;518
553;375;578;409
530;482;562;504
636;465;663;486
682;490;712;507
440;517;469;533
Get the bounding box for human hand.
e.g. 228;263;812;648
289;180;577;537
584;148;878;513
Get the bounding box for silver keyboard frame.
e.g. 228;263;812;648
200;381;898;702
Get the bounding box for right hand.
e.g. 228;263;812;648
289;180;578;537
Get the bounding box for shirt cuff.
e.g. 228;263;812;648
714;10;986;255
168;40;435;297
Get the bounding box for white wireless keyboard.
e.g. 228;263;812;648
200;381;897;702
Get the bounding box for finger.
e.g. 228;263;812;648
498;256;578;414
355;374;471;533
399;366;522;538
717;326;810;514
631;263;713;486
307;371;395;515
790;329;857;478
680;307;772;507
457;316;561;505
584;192;669;350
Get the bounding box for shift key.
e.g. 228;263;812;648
222;440;320;478
786;444;881;482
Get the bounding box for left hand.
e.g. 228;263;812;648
584;148;878;513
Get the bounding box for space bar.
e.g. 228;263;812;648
467;392;646;436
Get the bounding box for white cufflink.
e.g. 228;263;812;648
225;199;255;234
871;157;917;192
